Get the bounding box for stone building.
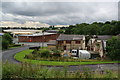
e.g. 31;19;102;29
87;35;112;58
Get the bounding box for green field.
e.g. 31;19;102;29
14;49;119;66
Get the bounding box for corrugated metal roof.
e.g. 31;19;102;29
18;32;57;36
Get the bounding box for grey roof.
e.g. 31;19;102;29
96;35;113;40
46;30;59;33
57;34;83;41
47;40;56;45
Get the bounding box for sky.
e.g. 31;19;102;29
1;0;119;25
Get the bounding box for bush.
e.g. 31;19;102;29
52;49;62;54
38;49;52;58
25;54;34;59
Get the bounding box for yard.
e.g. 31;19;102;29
14;49;119;66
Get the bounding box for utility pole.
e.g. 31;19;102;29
42;30;44;48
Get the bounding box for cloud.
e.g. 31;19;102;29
1;2;118;25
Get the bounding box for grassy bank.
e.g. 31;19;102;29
2;62;119;79
14;49;119;66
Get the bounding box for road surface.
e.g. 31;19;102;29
2;46;29;64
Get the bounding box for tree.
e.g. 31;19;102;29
100;24;113;35
106;36;120;60
64;20;120;35
2;39;9;50
58;30;64;34
3;33;12;44
111;21;120;35
83;24;100;35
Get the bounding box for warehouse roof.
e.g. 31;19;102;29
18;32;57;36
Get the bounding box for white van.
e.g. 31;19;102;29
71;49;91;59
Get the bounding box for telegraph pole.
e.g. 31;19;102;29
42;29;44;48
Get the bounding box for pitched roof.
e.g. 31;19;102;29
96;35;112;40
57;34;83;41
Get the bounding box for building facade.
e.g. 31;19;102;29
56;34;86;51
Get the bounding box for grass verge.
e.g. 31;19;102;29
14;49;119;66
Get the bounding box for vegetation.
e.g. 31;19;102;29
38;49;52;58
2;33;12;44
64;20;120;35
2;33;22;50
2;62;119;79
106;36;120;60
9;44;22;49
14;49;119;66
2;33;13;50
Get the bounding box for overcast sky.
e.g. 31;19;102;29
1;1;119;25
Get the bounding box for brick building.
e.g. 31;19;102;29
18;33;59;42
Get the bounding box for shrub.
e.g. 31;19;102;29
38;49;52;58
32;49;39;54
25;54;34;59
52;49;62;54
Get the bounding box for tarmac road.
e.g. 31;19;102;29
2;46;120;73
2;46;29;64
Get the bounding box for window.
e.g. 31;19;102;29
76;40;80;44
66;40;71;44
58;41;63;44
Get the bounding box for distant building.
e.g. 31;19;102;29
18;33;59;42
45;30;59;33
3;29;42;35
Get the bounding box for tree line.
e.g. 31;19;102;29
64;20;120;35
